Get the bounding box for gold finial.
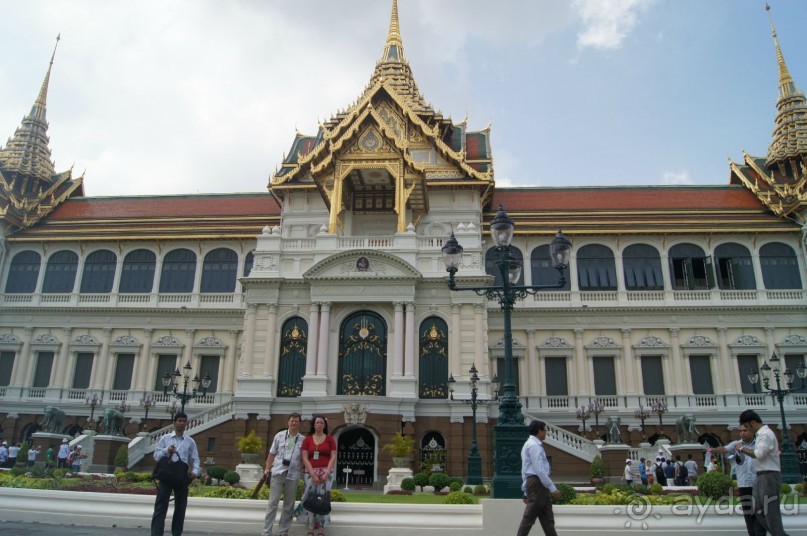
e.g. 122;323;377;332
766;3;797;100
34;34;60;111
380;0;406;63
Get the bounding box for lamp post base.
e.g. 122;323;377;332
491;422;528;498
467;449;482;485
780;447;802;484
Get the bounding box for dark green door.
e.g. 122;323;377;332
338;311;387;396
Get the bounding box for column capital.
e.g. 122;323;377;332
143;328;154;335
103;327;113;334
573;328;584;338
763;326;775;334
526;328;537;335
267;303;279;313
717;327;728;333
621;328;631;337
404;301;416;310
393;302;405;311
246;303;258;314
668;328;680;337
186;328;195;337
473;302;486;312
309;302;320;312
62;327;73;335
320;302;332;312
451;303;462;313
228;329;240;336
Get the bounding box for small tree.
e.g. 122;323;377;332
208;465;227;485
429;472;451;492
696;471;732;500
412;472;430;491
223;470;241;486
115;444;129;469
400;477;416;491
590;455;605;479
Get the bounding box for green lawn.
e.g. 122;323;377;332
338;491;482;504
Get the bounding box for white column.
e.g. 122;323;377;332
222;329;238;392
305;303;320;376
404;302;415;377
716;327;733;394
11;328;34;386
474;303;487;377
526;329;538;394
316;302;331;376
134;328;153;391
621;329;637;394
574;329;587;395
450;304;461;376
184;329;196;372
262;304;279;377
21;330;40;387
102;328;117;389
763;326;777;359
393;302;405;377
145;330;159;393
91;328;112;390
669;328;684;395
53;327;73;387
239;304;257;376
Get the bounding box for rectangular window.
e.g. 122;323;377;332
592;356;617;396
640;355;665;395
72;352;94;389
737;354;759;394
671;257;714;290
544;357;568;396
689;355;714;394
33;351;54;387
0;351;15;386
199;355;220;393
113;353;136;390
496;357;520;396
155;355;178;391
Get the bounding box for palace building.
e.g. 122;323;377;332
0;1;805;483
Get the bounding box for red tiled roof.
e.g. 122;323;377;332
47;193;280;219
491;186;764;212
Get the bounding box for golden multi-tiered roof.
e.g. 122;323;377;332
270;0;494;233
730;6;807;222
0;36;83;231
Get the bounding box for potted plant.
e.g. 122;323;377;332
590;454;605;486
382;432;414;468
236;431;265;465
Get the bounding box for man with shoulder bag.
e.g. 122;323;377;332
261;413;305;536
151;411;200;536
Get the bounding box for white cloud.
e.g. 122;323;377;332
661;171;694;185
573;0;655;50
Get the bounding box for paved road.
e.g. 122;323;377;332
0;520;221;535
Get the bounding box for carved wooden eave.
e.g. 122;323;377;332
730;152;807;223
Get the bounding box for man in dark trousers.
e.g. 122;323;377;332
151;411;200;536
518;420;561;536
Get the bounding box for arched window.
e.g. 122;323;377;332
79;250;117;293
243;251;254;277
200;248;238;293
530;245;570;290
714;243;755;290
576;244;617;290
277;317;307;397
418;317;448;399
42;250;78;293
485;246;524;286
420;431;447;470
669;243;713;290
622;244;663;290
119;249;157;293
158;249;197;293
760;242;802;289
5;251;41;293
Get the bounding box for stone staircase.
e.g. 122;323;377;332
127;401;234;468
524;413;599;462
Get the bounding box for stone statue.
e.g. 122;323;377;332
101;408;126;436
343;402;369;425
40;406;66;433
675;414;699;443
606;416;622;444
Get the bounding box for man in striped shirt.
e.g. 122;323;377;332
518;420;561;536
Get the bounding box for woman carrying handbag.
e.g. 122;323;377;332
296;415;336;536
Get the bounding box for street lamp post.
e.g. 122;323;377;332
576;404;591;439
748;352;807;484
84;394;103;431
166;401;179;421
441;205;572;498
448;365;499;485
634;404;652;441
650;399;668;437
162;361;212;413
139;393;157;431
589;397;605;437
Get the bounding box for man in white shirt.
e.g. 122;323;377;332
518;420;561;536
57;438;70;468
151;411;201;536
261;413;304;536
684;454;698;485
0;441;8;467
8;442;20;468
711;423;765;536
735;409;788;536
623;459;634;487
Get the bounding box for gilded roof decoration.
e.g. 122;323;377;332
0;35;84;231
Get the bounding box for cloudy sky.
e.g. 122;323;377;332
0;0;805;197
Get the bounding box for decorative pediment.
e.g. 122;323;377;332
586;336;620;350
539;336;572;349
635;336;668;348
112;335;139;346
685;335;717;347
73;334;100;345
152;335;183;349
304;250;421;281
196;336;225;348
0;333;20;344
33;333;60;345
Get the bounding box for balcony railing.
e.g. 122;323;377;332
522;392;806;412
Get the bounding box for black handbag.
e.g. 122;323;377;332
302;488;332;516
152;451;189;487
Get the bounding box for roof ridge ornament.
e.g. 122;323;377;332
381;0;406;64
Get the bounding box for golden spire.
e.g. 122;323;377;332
763;4;807;167
381;0;405;63
32;34;60;120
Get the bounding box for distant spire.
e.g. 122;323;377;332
32;34;60;121
766;4;797;100
763;4;807;167
381;0;406;63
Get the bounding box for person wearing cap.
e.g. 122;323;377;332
0;441;8;468
27;444;41;466
151;411;200;536
69;445;87;473
7;442;20;468
57;438;70;468
623;459;634;487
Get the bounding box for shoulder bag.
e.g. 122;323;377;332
152;451;189;487
302;486;332;516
